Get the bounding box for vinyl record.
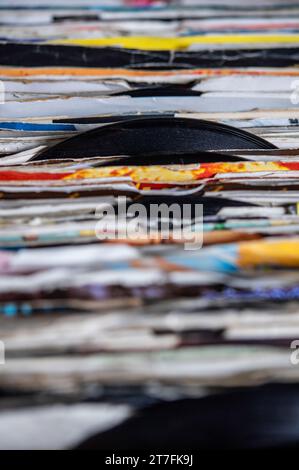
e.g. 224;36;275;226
32;116;276;162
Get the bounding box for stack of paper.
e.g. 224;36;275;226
1;0;299;449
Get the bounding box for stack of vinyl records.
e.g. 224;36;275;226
2;0;299;450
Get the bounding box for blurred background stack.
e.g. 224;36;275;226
1;0;299;450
